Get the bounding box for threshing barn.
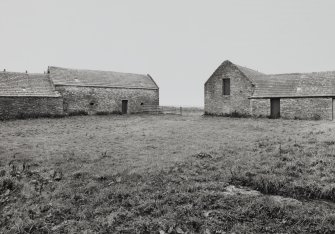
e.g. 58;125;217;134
48;66;159;115
205;60;335;120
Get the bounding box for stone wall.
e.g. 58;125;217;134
281;98;332;120
250;99;270;117
0;96;64;119
55;86;159;115
251;98;333;120
205;62;253;115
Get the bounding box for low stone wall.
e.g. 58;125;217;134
0;96;64;120
55;86;159;115
251;98;332;120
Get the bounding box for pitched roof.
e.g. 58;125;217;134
228;61;335;98
235;65;266;82
251;71;335;98
205;60;266;86
49;66;158;90
0;72;60;97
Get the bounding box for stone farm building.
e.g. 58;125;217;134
0;67;159;119
205;60;335;120
0;72;63;119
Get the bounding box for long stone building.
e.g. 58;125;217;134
48;66;159;115
205;60;335;120
0;66;159;119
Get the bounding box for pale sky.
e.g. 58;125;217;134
1;0;335;107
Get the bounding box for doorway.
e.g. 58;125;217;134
270;98;280;119
122;100;128;114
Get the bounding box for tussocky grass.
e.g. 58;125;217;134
1;114;335;233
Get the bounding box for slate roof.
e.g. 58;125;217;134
49;66;159;90
232;62;335;98
251;72;335;98
236;65;266;82
0;72;60;97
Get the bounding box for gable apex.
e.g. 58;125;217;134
221;60;233;66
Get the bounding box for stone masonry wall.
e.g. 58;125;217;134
55;86;159;115
251;98;332;120
205;62;253;115
281;98;332;120
250;99;270;117
0;96;64;119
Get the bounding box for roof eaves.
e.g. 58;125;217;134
54;83;159;90
0;94;62;97
249;95;335;99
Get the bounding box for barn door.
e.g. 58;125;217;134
333;99;335;121
270;98;280;119
122;100;128;114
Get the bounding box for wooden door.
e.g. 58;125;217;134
122;100;128;114
270;98;280;119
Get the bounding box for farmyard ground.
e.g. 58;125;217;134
1;114;335;233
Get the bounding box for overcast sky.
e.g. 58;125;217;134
1;0;335;106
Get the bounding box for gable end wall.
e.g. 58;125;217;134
205;63;253;115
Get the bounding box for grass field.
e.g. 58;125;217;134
1;114;335;233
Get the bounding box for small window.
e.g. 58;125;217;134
222;78;230;95
140;103;144;105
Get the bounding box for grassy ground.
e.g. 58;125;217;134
1;114;335;233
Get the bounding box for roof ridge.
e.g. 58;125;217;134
49;66;148;77
236;65;265;75
267;70;335;76
0;71;46;75
267;73;301;76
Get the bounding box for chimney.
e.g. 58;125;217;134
26;70;28;74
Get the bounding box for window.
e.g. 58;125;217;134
222;78;230;95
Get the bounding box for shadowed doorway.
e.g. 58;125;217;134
122;100;128;114
270;98;280;118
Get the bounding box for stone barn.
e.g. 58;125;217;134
0;71;63;119
48;66;159;115
205;60;335;120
